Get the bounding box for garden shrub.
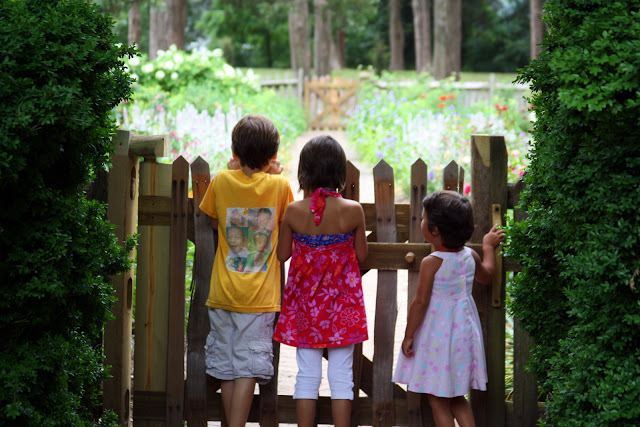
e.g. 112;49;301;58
0;0;135;425
508;1;640;425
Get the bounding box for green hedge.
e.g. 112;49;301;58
509;1;640;425
0;0;135;425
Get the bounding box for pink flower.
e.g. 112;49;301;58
464;185;471;195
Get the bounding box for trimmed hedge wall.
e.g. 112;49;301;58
0;0;135;425
509;1;640;425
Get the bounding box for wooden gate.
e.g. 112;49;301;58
103;132;542;426
304;76;358;130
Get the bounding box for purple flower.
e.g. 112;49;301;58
376;150;384;159
428;171;435;181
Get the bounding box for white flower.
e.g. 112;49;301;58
163;60;174;70
129;57;140;67
223;63;235;77
142;63;154;74
155;70;165;80
215;70;224;79
173;53;184;64
212;48;223;58
130;73;138;81
171;72;179;80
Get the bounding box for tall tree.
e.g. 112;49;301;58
128;0;142;47
149;2;169;59
314;0;331;76
530;0;544;59
389;0;404;70
289;0;311;77
433;0;461;79
412;0;431;73
149;0;187;59
166;0;187;50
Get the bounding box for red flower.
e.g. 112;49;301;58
438;102;446;108
448;94;456;99
464;185;471;195
439;94;447;101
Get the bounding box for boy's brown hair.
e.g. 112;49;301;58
231;115;280;169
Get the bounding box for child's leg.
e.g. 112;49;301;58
427;394;455;427
327;345;355;427
450;395;475;427
295;347;323;427
220;378;257;427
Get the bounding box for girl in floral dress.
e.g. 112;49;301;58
274;135;368;427
393;191;504;427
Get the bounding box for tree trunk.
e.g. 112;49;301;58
433;0;461;80
389;0;405;70
412;0;431;73
331;14;346;70
166;0;187;50
313;0;331;77
128;0;142;48
530;0;544;59
149;2;169;60
288;0;311;78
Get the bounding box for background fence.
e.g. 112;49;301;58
258;69;530;111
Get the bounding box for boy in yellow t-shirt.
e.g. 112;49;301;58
199;115;294;426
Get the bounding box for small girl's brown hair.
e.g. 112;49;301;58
298;135;347;192
423;190;474;249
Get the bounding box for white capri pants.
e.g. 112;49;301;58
293;344;355;400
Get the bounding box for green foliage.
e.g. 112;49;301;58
463;0;530;72
346;73;531;195
508;1;640;424
0;0;135;424
118;49;306;173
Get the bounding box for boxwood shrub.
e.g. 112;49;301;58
0;0;136;425
508;1;640;425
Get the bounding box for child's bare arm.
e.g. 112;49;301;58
402;256;440;357
353;204;368;264
474;224;505;285
277;209;294;262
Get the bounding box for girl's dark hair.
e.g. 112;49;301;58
231;115;280;169
298;135;347;192
423;190;474;249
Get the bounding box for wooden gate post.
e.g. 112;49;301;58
134;141;172;427
510;178;539;426
104;130;139;426
372;160;398;426
166;157;189;425
186;157;215;426
406;159;436;427
104;131;169;426
469;135;508;427
343;160;364;427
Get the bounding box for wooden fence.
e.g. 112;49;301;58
102;131;543;426
259;69;530;112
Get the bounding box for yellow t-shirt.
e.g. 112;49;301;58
199;169;293;313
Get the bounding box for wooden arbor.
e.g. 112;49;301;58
103;133;540;426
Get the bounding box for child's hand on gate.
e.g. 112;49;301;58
267;158;283;175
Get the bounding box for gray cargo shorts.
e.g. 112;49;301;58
205;308;276;384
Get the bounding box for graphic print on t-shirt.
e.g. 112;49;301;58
225;207;274;273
